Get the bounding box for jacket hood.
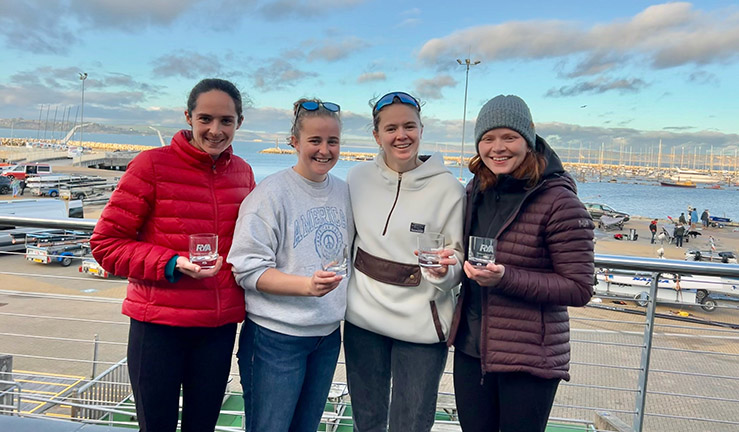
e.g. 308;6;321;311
534;135;577;194
374;151;454;190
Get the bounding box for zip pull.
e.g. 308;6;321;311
382;172;403;236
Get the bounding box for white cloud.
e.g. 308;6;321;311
418;2;739;75
151;51;225;79
251;58;317;90
396;18;421;28
0;0;248;53
546;77;648;97
0;0;77;53
70;0;201;29
357;72;386;83
258;0;367;20
688;71;718;86
414;75;456;100
0;66;173;124
307;37;370;62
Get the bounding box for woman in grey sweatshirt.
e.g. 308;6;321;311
228;98;353;432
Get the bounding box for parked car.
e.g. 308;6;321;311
0;176;11;195
1;163;52;180
79;259;112;278
583;202;630;222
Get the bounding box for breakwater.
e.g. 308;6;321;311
1;137;153;152
259;146;472;165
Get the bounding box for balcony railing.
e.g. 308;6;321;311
1;216;738;431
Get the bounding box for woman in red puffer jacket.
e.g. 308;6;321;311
91;78;255;432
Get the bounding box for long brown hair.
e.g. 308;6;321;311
468;150;548;191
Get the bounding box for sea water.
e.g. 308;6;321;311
2;128;739;221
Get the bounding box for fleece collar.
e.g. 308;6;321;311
171;129;233;170
373;151;451;190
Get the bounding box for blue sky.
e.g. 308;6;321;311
1;0;737;152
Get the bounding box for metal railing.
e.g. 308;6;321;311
71;357;130;421
0;216;738;431
0;380;21;414
589;255;739;431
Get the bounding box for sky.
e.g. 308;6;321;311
1;0;738;153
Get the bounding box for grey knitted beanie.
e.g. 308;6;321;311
474;95;535;152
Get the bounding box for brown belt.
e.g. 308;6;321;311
354;247;421;287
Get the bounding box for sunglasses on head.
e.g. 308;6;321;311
372;92;420;115
297;101;340;115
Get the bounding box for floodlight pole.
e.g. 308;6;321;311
456;58;480;181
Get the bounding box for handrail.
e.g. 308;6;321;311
72;357;131;420
0;380;21;414
75;357;128;395
2;216;739;275
2;215;739;431
0;215;97;231
595;254;739;277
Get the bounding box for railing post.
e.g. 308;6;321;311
633;271;660;431
91;334;99;379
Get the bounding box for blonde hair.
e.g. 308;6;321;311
290;98;341;142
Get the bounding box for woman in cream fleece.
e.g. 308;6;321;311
344;91;465;432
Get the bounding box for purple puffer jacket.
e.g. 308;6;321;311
449;138;594;381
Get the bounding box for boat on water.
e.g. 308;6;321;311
670;168;720;184
660;180;697;188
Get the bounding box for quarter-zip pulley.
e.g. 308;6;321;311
382;173;403;236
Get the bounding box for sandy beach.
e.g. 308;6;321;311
594;216;739;260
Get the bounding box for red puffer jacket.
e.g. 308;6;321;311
91;130;256;327
449;138;594;381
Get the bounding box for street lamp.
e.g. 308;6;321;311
456;58;481;181
79;72;88;148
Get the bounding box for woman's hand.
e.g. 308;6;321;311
176;255;223;279
416;248;457;278
306;270;343;297
463;260;505;286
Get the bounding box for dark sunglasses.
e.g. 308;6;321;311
372;92;420;115
298;101;340;115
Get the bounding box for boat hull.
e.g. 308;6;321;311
660;181;696;188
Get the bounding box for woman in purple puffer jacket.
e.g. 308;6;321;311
449;95;595;432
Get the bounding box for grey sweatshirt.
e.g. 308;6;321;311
227;168;353;337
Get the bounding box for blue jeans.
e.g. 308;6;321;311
237;318;341;432
344;320;448;432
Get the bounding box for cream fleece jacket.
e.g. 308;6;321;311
346;152;465;343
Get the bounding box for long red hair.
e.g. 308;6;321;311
468;150;547;191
